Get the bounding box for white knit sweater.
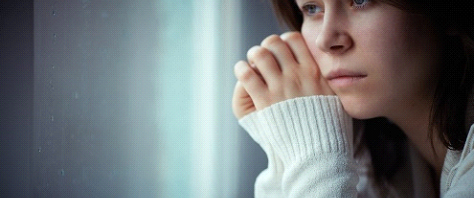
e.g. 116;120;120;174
239;96;474;197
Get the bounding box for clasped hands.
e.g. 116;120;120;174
232;32;335;119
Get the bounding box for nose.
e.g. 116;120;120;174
315;10;353;55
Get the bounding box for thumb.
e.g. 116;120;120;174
232;81;257;119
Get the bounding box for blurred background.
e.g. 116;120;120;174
0;0;286;197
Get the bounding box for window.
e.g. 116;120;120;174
1;0;282;197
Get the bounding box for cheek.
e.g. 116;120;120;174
364;17;439;96
301;24;319;59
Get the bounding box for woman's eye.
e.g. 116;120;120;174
302;4;322;16
352;0;370;9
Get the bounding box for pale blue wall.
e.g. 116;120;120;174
1;0;284;197
157;0;193;197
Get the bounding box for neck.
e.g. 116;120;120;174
387;98;447;177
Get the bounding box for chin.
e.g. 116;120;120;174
339;96;380;120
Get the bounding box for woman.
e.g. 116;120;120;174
232;0;474;197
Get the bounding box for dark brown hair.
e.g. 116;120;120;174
269;0;474;182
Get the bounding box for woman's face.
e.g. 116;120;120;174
297;0;441;119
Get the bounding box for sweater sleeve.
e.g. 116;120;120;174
441;124;474;197
239;95;358;198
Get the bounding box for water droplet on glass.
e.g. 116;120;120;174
74;92;79;99
49;80;54;90
52;34;57;44
52;10;56;16
38;147;42;153
51;115;54;122
60;169;65;176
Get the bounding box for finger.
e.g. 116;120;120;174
232;81;256;119
234;60;267;101
280;32;316;66
260;34;298;70
246;46;282;85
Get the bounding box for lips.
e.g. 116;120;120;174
326;69;367;87
326;69;367;80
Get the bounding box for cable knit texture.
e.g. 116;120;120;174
239;95;474;197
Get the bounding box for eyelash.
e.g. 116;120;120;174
352;0;371;9
300;0;372;16
301;3;322;16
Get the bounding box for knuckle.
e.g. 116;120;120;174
235;61;253;81
247;46;271;61
261;34;283;47
281;31;303;42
